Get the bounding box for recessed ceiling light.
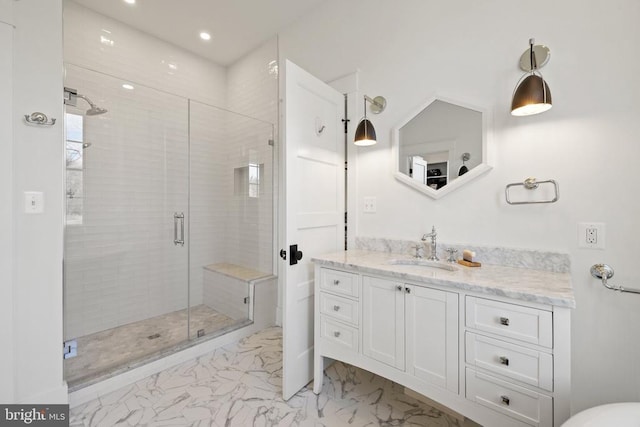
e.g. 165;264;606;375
122;84;134;90
100;35;114;47
199;32;211;41
124;0;136;5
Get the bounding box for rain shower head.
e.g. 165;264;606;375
77;94;108;116
85;106;108;116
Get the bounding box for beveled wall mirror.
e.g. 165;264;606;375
392;96;492;199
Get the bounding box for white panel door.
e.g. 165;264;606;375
405;285;458;393
281;60;345;400
362;276;405;369
411;156;427;184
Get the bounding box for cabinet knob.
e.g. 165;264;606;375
333;279;340;285
499;356;510;366
405;287;411;294
333;331;341;338
396;285;403;291
499;317;510;326
333;305;340;311
500;395;510;406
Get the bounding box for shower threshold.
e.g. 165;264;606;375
65;305;251;391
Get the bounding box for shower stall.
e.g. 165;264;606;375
62;59;276;387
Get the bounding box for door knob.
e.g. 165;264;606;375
289;244;303;266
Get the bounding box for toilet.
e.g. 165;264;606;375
561;403;640;426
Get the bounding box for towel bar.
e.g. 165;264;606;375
505;177;559;205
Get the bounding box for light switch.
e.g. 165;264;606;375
24;191;44;214
363;197;377;213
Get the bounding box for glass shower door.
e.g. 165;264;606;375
63;64;190;386
188;101;275;339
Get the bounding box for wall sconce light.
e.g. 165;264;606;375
511;38;552;116
354;95;387;146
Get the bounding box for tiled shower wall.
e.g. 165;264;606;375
226;39;278;275
63;1;277;339
63;65;191;338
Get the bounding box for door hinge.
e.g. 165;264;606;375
63;339;77;359
342;118;350;134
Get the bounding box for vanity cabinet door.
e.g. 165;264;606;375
406;285;459;393
362;276;405;370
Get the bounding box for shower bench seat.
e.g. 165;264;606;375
203;263;273;321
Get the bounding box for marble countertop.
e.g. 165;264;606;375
312;249;575;308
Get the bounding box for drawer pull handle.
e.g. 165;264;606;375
499;317;510;326
499;356;510;366
500;395;510;406
333;305;341;311
333;331;341;338
396;285;403;291
333;279;340;285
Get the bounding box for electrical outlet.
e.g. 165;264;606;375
363;197;377;213
578;222;605;249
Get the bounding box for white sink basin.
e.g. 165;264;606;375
389;259;458;272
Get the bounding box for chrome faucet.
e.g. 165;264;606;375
422;226;439;261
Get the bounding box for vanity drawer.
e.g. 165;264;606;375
320;292;359;326
466;333;553;391
465;297;552;348
320;268;359;298
466;368;552;427
320;316;359;352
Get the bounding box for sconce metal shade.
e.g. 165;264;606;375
511;38;552;116
354;118;377;146
511;73;552;116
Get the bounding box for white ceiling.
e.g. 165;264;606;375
72;0;326;66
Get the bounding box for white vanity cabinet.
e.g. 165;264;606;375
361;276;458;393
405;283;459;393
316;268;360;354
465;296;556;426
362;276;406;369
313;262;572;427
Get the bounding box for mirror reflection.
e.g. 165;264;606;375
398;100;483;191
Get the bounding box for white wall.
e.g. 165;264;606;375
11;0;67;403
0;0;14;403
279;0;640;413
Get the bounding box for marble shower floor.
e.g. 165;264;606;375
65;305;245;387
70;327;481;427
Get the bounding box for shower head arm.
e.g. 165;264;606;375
76;93;98;110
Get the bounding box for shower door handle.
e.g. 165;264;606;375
174;212;185;246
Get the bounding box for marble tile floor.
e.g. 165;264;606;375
70;327;481;427
66;305;245;387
